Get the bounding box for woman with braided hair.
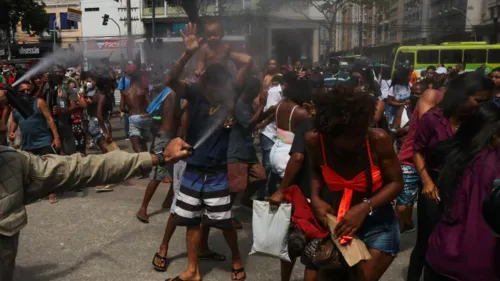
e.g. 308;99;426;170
305;85;403;280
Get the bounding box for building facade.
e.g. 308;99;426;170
80;0;145;64
402;0;431;44
428;0;483;42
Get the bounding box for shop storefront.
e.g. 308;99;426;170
84;39;140;69
0;44;53;64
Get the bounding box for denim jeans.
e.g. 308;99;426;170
259;134;279;199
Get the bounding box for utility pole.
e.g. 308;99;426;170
358;22;363;56
494;17;499;44
152;0;156;42
126;0;133;60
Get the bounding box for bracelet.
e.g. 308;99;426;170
363;198;373;216
155;152;166;166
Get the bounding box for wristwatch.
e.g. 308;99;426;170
363;198;373;216
155;152;166;166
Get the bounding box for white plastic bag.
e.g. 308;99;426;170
250;200;292;261
401;105;410;128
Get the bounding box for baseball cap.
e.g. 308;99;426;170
436;67;447;74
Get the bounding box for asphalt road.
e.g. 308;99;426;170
13;116;418;281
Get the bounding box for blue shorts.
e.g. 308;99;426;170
174;166;232;229
397;165;421;206
357;204;400;255
128;115;151;139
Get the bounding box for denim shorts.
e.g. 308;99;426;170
356;204;400;255
397;165;421;206
128;115;151;139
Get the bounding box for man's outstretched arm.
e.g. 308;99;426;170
21;138;192;203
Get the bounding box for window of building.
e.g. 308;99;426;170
84;7;99;12
488;49;500;63
59;13;78;30
464;50;486;64
48;13;56;29
440;50;463;64
417;50;439;64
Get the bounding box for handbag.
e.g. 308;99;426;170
312;238;347;270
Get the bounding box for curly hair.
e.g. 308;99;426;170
314;85;377;137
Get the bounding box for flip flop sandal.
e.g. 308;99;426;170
152;252;168;272
166;276;198;281
197;252;226;261
231;267;247;281
136;212;149;224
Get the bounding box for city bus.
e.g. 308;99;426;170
392;42;500;74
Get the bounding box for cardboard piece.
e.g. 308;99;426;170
326;214;372;267
104;141;120;152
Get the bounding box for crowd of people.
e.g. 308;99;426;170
0;18;499;281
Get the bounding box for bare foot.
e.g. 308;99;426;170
136;208;149;223
175;271;201;281
48;194;58;204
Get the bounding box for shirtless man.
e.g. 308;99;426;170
88;71;116;192
121;73;152;153
136;89;184;223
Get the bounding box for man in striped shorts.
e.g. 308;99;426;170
161;22;252;281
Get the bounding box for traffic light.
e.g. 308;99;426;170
102;14;109;26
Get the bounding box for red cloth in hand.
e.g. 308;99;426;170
284;185;329;239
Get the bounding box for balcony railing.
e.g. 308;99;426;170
143;7;166;17
141;1;244;18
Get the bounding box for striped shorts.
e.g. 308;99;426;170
174;166;232;229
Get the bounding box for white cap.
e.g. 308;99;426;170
436;67;447;74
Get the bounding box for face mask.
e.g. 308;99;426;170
19;93;34;104
86;82;94;89
48;74;63;86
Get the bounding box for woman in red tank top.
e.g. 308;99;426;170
305;85;404;280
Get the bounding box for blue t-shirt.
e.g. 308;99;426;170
184;83;230;168
117;76;130;91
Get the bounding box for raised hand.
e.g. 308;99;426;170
180;23;202;55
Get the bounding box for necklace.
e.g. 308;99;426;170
209;104;221;116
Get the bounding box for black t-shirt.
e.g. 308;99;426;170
227;97;258;164
289;118;313;198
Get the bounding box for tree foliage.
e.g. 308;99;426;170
0;0;49;36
